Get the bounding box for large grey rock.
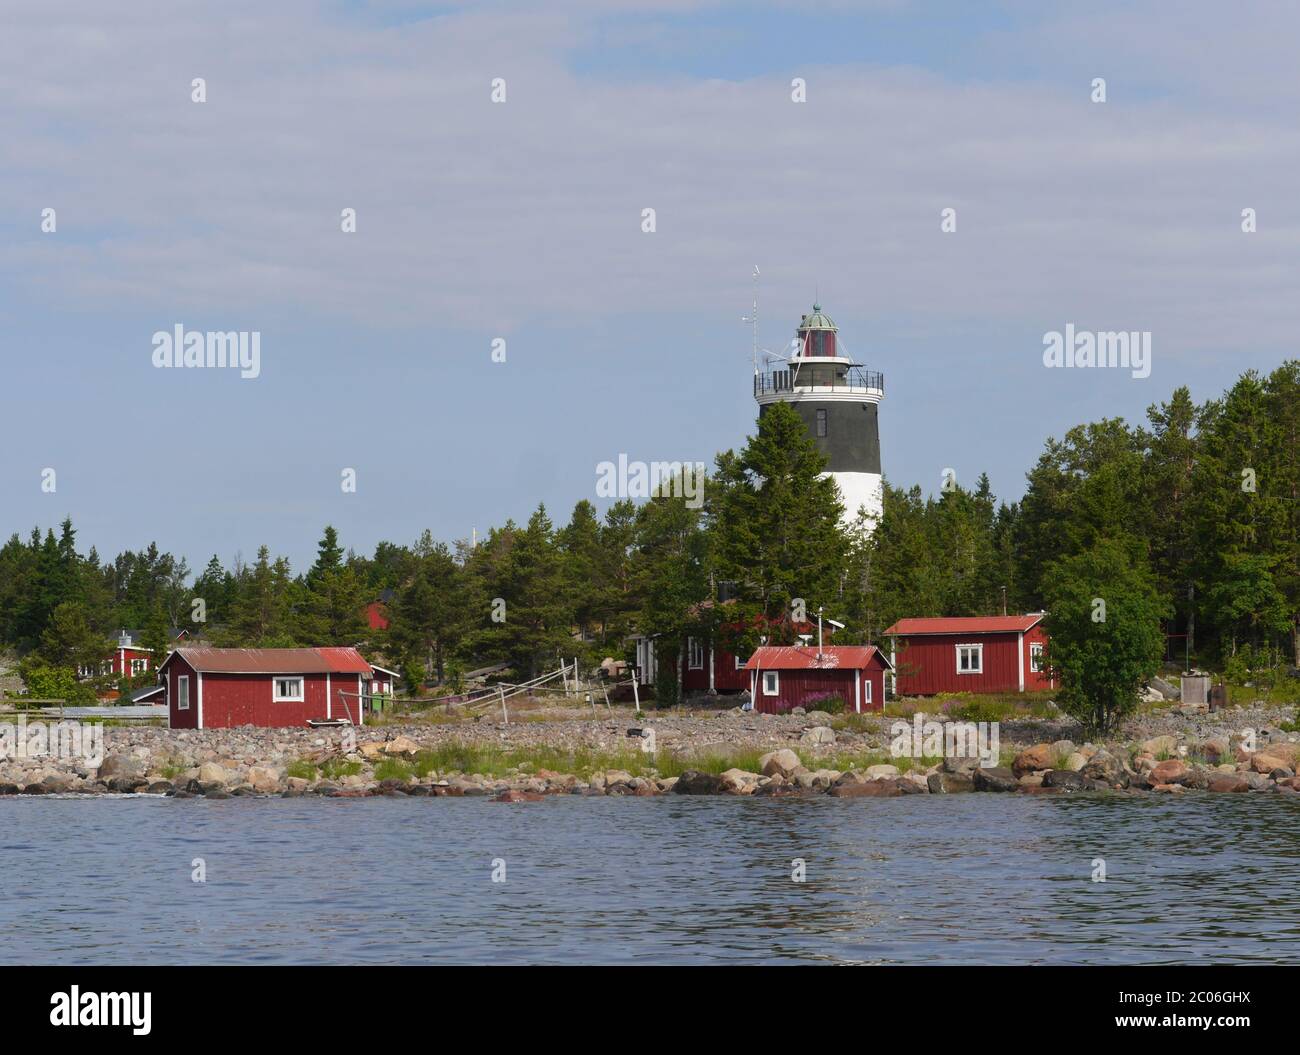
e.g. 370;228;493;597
1081;750;1126;786
759;749;801;778
1042;769;1084;789
800;726;836;746
927;771;975;794
674;770;724;795
972;767;1018;792
97;753;145;780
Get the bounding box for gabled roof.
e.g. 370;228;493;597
161;647;374;675
884;615;1044;636
744;645;891;672
129;683;166;702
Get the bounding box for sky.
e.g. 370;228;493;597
2;0;1297;573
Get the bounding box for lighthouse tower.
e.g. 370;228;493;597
753;304;884;530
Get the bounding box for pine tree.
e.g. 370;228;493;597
712;401;848;647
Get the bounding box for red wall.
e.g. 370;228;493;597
682;639;751;693
166;660;368;728
891;627;1054;695
112;647;152;677
752;659;886;715
166;654;199;729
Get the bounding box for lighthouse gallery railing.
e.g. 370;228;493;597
754;366;884;397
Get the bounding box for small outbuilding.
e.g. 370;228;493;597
883;614;1054;695
744;645;891;715
159;647;376;729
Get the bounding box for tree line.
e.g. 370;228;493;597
1;361;1294;716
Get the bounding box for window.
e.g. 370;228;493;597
956;644;983;674
687;638;704;670
1029;642;1044;673
762;671;780;696
734;653;749;670
815;408;827;438
273;676;305;702
863;678;872;705
130;658;148;675
177;675;190;711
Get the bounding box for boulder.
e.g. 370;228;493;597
197;762;229;785
829;779;902;798
381;736;420;757
1250;753;1289;774
358;742;385;760
1141;735;1179;757
800;726;836;746
1012;744;1054;776
972;767;1018;792
1152;783;1187;794
673;770;724;795
927;771;974;794
1201;738;1230;764
247;766;282;793
1042;769;1084;789
719;769;759;794
1051;740;1076;759
1064;752;1088;772
493;790;544;803
1149;759;1192;786
97;753;145;780
864;764;900;780
1081;751;1125;786
758;749;801;778
1206;774;1250;793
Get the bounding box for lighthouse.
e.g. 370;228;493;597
753;304;884;529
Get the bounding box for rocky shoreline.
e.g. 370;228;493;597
2;701;1298;801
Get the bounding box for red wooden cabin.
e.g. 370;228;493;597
160;647;375;729
744;645;891;714
884;615;1054;696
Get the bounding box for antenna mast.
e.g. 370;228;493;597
741;265;760;376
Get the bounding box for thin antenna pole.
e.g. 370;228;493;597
743;265;760;376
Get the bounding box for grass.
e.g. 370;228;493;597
285;759;319;781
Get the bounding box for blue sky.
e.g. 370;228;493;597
2;0;1297;572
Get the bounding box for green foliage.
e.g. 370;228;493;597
711;403;848;647
1042;540;1168;735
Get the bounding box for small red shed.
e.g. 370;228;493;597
884;614;1055;696
744;645;891;715
159;647;375;729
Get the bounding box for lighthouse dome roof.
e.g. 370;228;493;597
797;304;837;332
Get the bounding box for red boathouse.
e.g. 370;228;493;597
160;647;375;729
744;645;891;715
883;615;1054;696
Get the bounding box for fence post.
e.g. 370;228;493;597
498;684;508;725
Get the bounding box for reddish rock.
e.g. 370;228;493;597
1012;744;1054;777
1149;759;1191;786
1206;774;1250;793
493;790;544;803
829;780;902;798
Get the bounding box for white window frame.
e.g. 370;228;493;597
1029;642;1044;673
734;653;748;670
863;678;872;705
956;643;983;674
130;658;148;676
686;637;704;671
762;671;780;696
177;675;190;711
273;676;305;703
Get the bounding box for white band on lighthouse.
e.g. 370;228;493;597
827;471;883;528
